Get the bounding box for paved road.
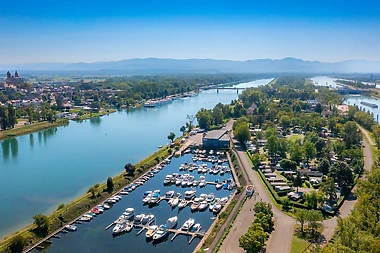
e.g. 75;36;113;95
321;126;374;243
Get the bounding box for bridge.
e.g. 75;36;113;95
203;86;247;94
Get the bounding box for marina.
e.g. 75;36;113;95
29;151;235;253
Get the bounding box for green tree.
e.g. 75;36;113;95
87;186;97;198
253;202;273;219
7;103;16;128
266;135;279;158
294;172;303;192
315;103;323;113
320;178;337;203
124;163;135;176
304;140;316;163
167;132;176;142
280;115;291;129
239;223;267;253
180;125;186;135
333;140;346;160
196;108;212;130
8;234;26;253
212;107;224;125
341;121;362;147
250;153;266;169
330;161;354;191
234;121;251;144
295;209;308;233
304;190;326;209
290;142;304;164
307;210;323;236
33;214;49;232
106;177;114;192
280;159;297;170
318;158;330;175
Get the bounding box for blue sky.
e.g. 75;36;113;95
0;0;379;63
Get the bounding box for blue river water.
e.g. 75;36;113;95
0;78;273;240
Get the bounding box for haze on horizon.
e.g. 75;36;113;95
1;0;379;64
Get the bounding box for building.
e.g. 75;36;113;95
202;129;230;149
5;71;23;85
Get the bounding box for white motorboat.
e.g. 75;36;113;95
124;222;133;233
220;197;229;204
178;199;188;209
170;197;179;207
198;201;209;211
199;180;206;187
79;216;92;222
181;218;195;231
184;190;196;200
212;204;222;214
216;182;224;190
112;223;126;235
141;214;155;225
206;193;215;202
181;180;188;187
152;225;169;242
165;216;178;229
133;214;144;225
190;198;201;211
123;208;135;220
175;178;182;185
191;223;202;232
199;194;207;201
103;203;110;209
145;225;158;239
143;193;152;204
193;180;199;187
163;175;173;185
165;190;175;198
64;225;77;231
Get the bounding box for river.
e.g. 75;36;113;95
0;78;273;240
311;76;380;122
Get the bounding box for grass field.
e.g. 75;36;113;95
291;235;310;253
288;134;304;143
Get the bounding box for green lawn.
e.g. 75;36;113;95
291;234;310;253
288;134;304;143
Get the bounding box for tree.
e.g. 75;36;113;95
341;121;362;147
250;153;266;169
294;172;303;192
33;214;49;232
304;190;325;209
280;115;291;129
8;234;26;253
315;139;326;156
290;142;304;164
266;135;279;158
315;103;323;113
280;159;297;170
318;158;330;175
212;107;224;125
304;140;316;163
87;186;97;197
253;202;273;219
234;121;251;144
295;209;308;233
329;161;354;191
306;210;323;236
124;163;135;176
239;223;266;253
106;177;114;192
320;178;337;203
167;132;175;142
196;108;212;130
7;103;16;128
333;140;346;160
186;114;195;132
180;125;186;135
282;198;291;212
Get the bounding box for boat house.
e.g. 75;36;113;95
202;129;230;149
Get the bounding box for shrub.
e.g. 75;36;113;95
57;203;65;210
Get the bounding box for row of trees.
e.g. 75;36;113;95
0;104;16;130
239;202;274;253
195;103;233;130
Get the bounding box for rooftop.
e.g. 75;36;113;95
203;129;227;140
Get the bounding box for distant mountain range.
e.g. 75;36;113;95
1;57;379;73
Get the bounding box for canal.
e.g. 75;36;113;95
0;78;272;240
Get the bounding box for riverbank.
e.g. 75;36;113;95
72;108;116;121
0;119;69;141
0;146;171;252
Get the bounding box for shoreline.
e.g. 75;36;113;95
0;119;69;141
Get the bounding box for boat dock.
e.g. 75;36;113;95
134;224;205;244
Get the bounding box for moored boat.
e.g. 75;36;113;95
145;225;159;239
152;225;170;242
181;218;195;231
165;216;178;229
65;225;77;231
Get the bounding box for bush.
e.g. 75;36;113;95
57;203;65;210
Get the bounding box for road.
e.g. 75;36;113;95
321;125;374;243
219;144;295;253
